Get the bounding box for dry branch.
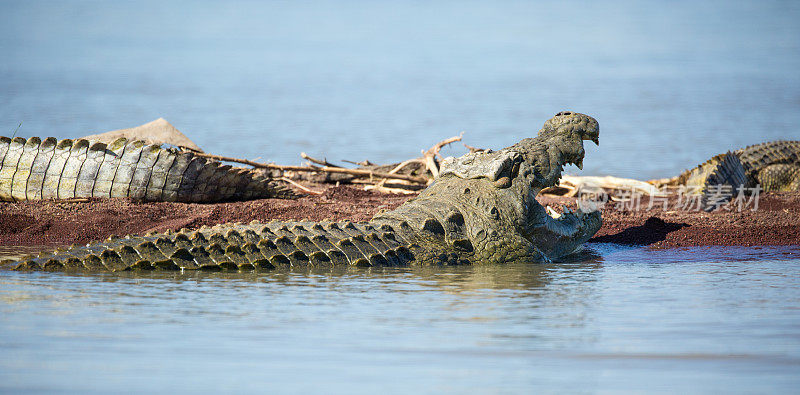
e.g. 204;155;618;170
193;133;471;195
387;158;424;175
422;133;464;180
424;155;440;179
539;175;666;198
463;142;486;153
53;197;92;203
364;184;419;195
342;159;374;166
277;177;323;195
300;152;341;168
195;152;428;184
426;132;464;158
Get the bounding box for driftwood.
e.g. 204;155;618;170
422;133;463;179
194;134;468;192
342;159;374;166
540;175;666;199
53;197;92;203
277;177;323;195
364;184;420;195
180;134;472;195
300;152;341;168
463;142;486;153
194;152;429;184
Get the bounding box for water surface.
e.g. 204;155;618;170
1;245;800;393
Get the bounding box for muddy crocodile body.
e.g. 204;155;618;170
5;111;602;271
0;136;294;202
669;140;800;193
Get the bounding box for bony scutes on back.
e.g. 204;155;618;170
0;135;294;202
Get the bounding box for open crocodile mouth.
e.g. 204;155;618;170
536;134;602;228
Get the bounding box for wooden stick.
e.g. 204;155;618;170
364;184;420;195
54;197;91;203
559;175;665;196
342;159;374;166
300;152;341;168
426;132;463;159
194;152;292;169
294;165;428;184
368;161;425;188
424;155;440;179
463;142;485;153
387;158;424;175
194;152;428;183
351;178;417;186
278;177;323;195
422;133;464;180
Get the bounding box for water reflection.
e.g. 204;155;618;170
0;261;597;292
2;244;799;392
0;244;606;285
2;244;799;293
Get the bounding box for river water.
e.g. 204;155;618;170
1;245;800;393
2;0;800;392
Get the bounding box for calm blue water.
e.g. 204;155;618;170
2;0;800;393
1;245;800;393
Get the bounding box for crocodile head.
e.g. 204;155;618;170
376;111;602;263
543;111;599;146
514;111;602;259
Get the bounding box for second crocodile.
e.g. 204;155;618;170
662;140;800;193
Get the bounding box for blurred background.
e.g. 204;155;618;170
1;0;798;180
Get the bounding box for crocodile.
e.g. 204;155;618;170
4;111;602;271
0;136;295;202
662;140;800;194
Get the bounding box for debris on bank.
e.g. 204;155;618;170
1;119;798;249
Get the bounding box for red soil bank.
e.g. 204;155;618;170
1;185;798;248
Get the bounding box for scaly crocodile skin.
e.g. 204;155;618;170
0;137;294;202
5;111;603;271
735;140;800;192
669;140;800;200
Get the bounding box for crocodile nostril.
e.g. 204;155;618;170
556;111;572;116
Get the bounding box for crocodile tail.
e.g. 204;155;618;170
672;153;729;188
700;152;749;211
0;136;296;202
5;220;417;271
704;152;749;192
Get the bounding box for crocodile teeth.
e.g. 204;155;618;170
546;205;561;219
575;157;584;170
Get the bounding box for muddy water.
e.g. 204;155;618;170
1;244;799;393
